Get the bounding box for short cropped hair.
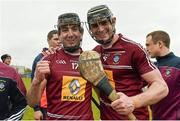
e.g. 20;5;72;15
146;30;170;48
47;30;58;41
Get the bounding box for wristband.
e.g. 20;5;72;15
33;104;40;111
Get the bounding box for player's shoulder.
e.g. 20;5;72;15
34;53;44;61
120;35;144;52
175;55;180;61
43;48;64;60
174;55;180;69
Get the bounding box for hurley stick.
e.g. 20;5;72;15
79;50;136;120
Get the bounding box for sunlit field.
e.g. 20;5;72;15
22;77;100;120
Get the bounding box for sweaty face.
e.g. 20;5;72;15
48;34;62;48
89;19;114;43
146;35;161;58
60;24;82;52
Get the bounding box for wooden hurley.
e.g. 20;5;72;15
79;50;136;120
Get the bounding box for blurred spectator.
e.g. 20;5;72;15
1;54;11;65
0;61;27;120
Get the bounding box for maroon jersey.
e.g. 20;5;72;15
152;52;180;120
93;34;156;120
0;62;26;96
43;49;93;120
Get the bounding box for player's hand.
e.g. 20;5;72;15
33;61;50;85
34;110;43;120
42;47;61;56
111;92;135;115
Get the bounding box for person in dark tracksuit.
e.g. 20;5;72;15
0;62;27;120
146;30;180;120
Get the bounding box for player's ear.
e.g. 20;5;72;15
158;40;163;48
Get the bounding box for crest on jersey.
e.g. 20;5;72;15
69;79;80;95
165;69;171;77
0;80;5;92
113;54;120;64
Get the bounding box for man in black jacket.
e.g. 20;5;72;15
0;62;27;120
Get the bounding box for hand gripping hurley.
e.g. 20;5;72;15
78;50;136;120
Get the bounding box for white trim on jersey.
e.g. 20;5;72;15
47;112;82;119
7;107;26;120
103;65;132;69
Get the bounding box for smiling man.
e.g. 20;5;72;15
27;13;93;120
86;4;169;120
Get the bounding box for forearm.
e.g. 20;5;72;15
132;81;168;108
27;80;44;107
27;60;49;107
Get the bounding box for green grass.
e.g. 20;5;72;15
22;106;34;120
92;89;100;120
22;78;34;120
22;77;100;120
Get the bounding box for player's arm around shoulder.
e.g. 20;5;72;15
27;60;49;107
132;68;169;108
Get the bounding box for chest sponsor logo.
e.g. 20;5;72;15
61;76;87;102
69;79;80;95
0;80;5;92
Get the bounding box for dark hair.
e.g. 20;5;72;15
1;54;11;62
47;30;58;41
146;30;170;48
